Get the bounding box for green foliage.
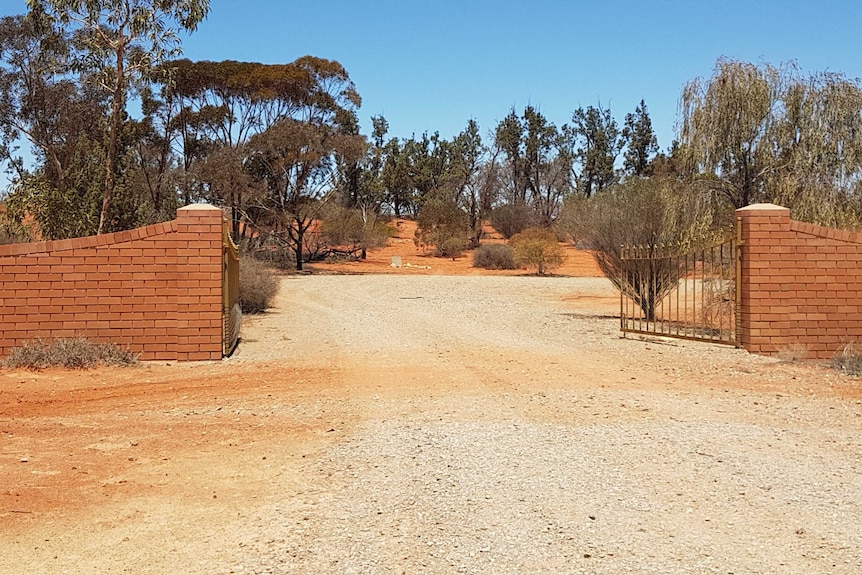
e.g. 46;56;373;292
494;109;529;204
450;119;492;247
622;100;659;177
377;120;493;246
472;243;516;270
239;256;279;314
494;106;570;224
679;58;862;225
247;115;365;270
570;104;622;197
509;227;564;275
560;177;721;319
2;131;162;239
490;203;534;238
414;196;468;256
0;206;31;244
4;171;100;239
26;0;211;235
3;337;138;369
439;236;466;260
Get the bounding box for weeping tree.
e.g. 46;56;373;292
678;58;781;209
679;58;862;227
560;177;720;320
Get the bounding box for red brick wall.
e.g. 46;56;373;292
738;204;862;358
0;205;224;361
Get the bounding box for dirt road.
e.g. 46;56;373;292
2;275;861;574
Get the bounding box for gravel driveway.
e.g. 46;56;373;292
223;275;862;575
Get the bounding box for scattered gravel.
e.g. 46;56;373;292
223;275;862;575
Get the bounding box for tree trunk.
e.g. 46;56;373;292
294;224;304;271
98;37;126;235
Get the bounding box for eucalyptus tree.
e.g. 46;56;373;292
243;57;364;270
381;137;413;217
324;114;388;260
405;131;453;210
153;56;362;238
247;118;365;270
26;0;211;234
0;15;75;186
522;107;570;225
353;115;394;257
449;119;494;247
0;14;110;238
494;108;529;204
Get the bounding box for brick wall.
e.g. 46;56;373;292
0;205;224;361
738;203;862;359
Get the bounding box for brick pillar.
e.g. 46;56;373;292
737;203;793;355
175;205;224;361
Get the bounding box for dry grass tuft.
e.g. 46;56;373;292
3;337;138;369
832;342;862;376
776;342;810;363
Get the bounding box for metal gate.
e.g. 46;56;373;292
619;227;740;345
222;221;241;356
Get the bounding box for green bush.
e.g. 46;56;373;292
558;177;721;319
414;197;469;254
472;243;517;269
490;203;534;239
509;227;564;275
439;236;466;260
239;256;279;313
3;337;138;369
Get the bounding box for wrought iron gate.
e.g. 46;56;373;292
222;221;241;356
619;230;739;346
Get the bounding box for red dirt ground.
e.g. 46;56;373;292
3;222;860;574
308;219;605;277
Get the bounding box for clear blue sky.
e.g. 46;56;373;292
3;0;862;153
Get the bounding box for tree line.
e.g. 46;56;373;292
1;3;861;273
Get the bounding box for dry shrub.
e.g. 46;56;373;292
239;256;279;313
472;243;517;270
832;342;862;375
3;337;138;369
776;342;810;363
700;276;736;333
